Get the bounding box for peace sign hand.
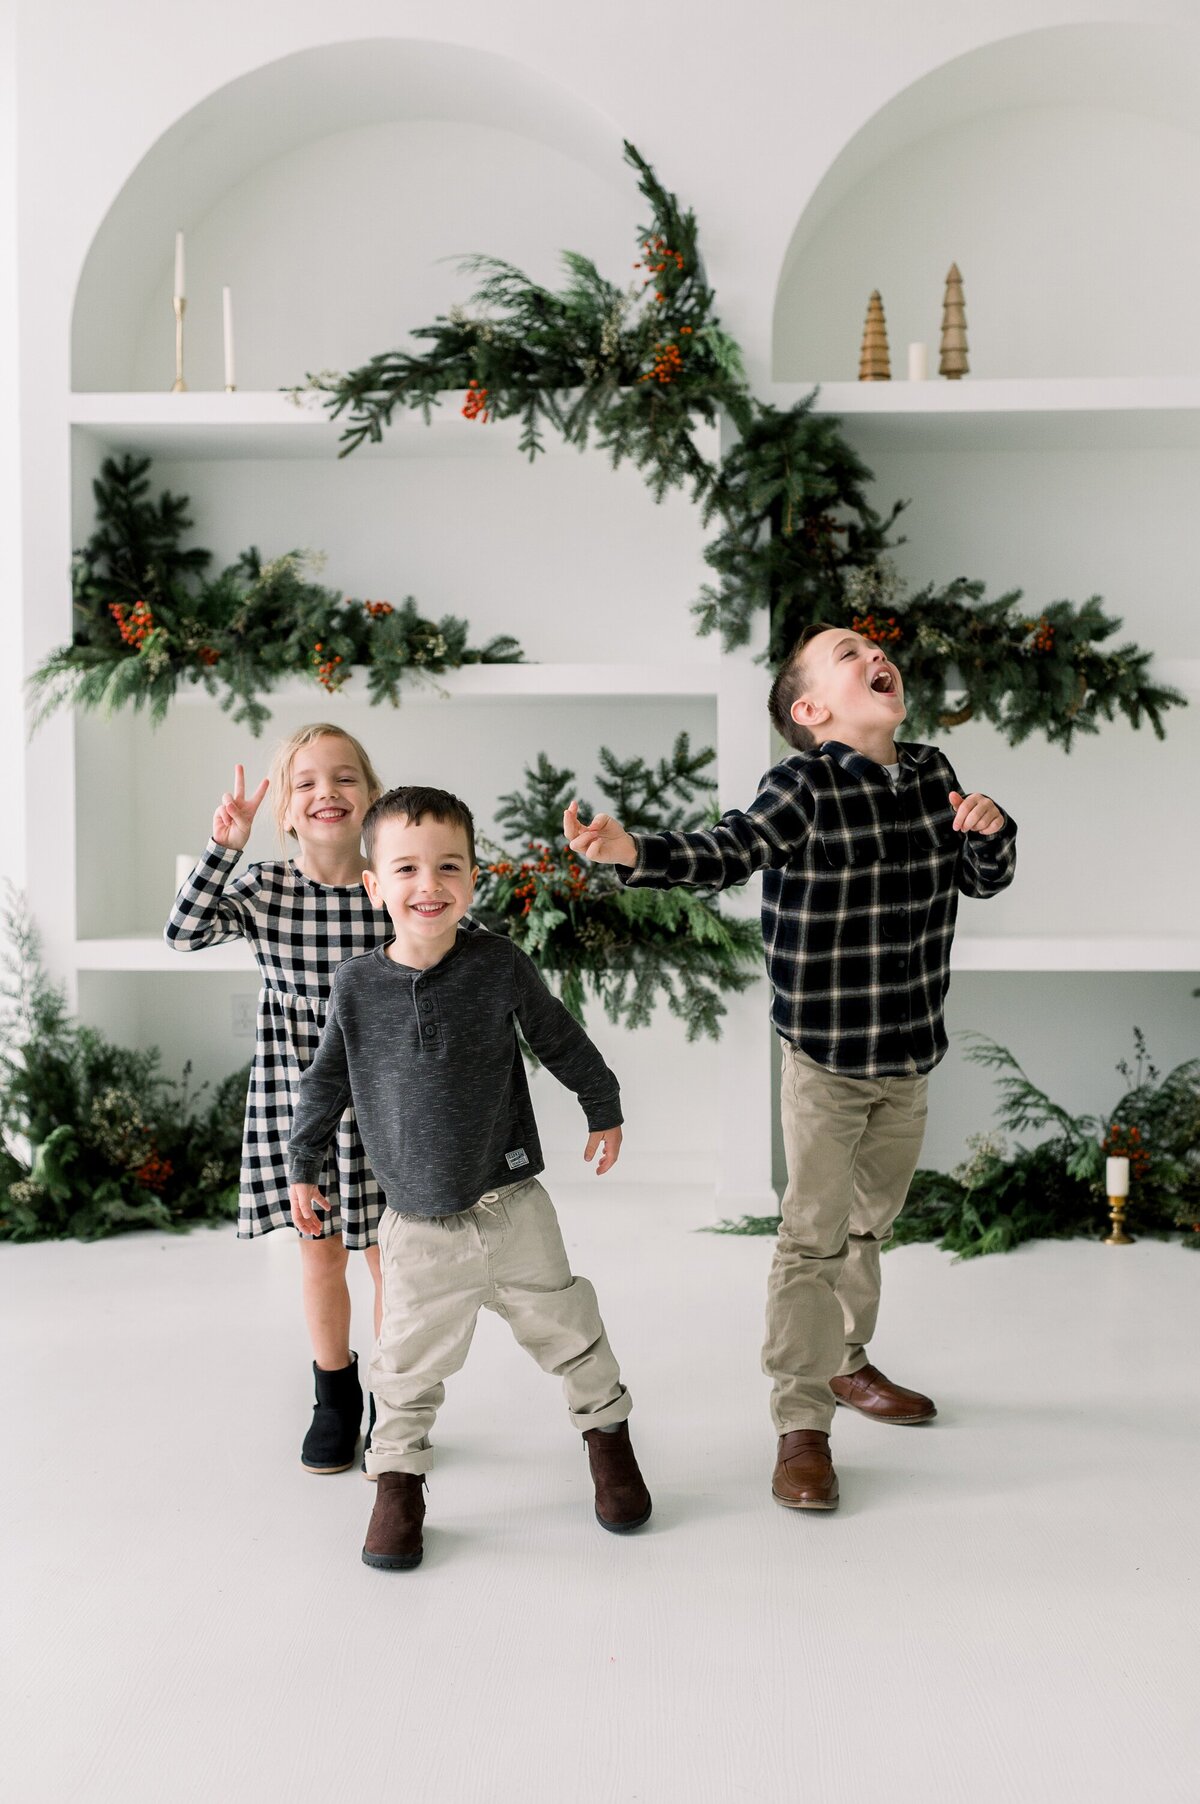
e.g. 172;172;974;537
213;765;270;851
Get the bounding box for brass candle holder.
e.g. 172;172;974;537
1103;1193;1133;1246
171;295;187;392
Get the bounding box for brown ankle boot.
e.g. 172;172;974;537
362;1471;426;1569
582;1422;652;1533
771;1430;839;1511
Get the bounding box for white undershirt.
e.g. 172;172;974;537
881;761;901;787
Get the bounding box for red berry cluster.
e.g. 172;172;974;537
490;843;589;917
640;339;684;385
196;645;220;667
853;612;901;646
462;379;490;423
110;600;154;648
1024;617;1055;653
635;235;685;302
364;601;394;618
134;1150;173;1191
1104;1121;1149;1181
311;641;344;691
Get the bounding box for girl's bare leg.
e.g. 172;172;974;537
297;1232;352;1369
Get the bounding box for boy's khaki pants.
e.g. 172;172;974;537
764;1041;929;1436
365;1176;631;1477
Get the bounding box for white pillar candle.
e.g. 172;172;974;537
907;342;928;381
175;854;197;895
1106;1156;1130;1197
174;231;185;299
222;286;235;389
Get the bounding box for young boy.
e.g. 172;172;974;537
565;624;1016;1512
288;784;651;1570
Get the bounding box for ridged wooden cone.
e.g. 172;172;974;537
939;263;968;379
859;290;891;381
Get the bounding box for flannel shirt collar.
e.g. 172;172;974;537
816;739;936;785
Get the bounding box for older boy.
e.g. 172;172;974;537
288;785;650;1569
566;625;1016;1512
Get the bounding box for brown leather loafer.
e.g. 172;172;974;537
583;1421;652;1532
362;1471;426;1569
771;1429;839;1511
831;1363;936;1424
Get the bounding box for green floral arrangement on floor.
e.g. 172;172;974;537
709;1029;1200;1254
29;455;524;736
306;142;1184;751
472;736;762;1039
0;889;248;1242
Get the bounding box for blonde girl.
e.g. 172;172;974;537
166;724;390;1473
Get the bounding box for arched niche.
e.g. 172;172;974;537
772;21;1200;381
73;39;630;392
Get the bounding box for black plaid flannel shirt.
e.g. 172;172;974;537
620;739;1017;1078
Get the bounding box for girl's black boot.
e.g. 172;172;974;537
301;1354;363;1474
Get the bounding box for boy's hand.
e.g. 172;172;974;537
289;1182;327;1236
584;1125;622;1176
213;764;270;851
564;799;638;868
949;791;1005;836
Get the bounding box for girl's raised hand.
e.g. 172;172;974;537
213;764;270;851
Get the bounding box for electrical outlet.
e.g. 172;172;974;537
231;994;257;1038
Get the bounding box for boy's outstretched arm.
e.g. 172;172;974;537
946;783;1018;898
563;766;813;893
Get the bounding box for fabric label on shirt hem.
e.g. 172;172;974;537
505;1148;530;1170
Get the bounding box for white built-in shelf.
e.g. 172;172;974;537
67;391;719;463
950;938;1200;973
169;663;724;704
772;378;1200;452
78;934;1200;977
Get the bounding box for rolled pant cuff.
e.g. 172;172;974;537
774;1413;834;1437
569;1386;632;1432
365;1448;434;1477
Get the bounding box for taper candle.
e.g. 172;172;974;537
174;231;185;299
1106;1156;1130;1197
222;286;236;390
907;342;929;381
175;854;197;895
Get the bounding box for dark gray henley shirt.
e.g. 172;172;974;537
287;923;623;1218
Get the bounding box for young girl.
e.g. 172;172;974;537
165;723;390;1474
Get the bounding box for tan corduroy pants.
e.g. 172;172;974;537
764;1041;929;1434
365;1176;631;1476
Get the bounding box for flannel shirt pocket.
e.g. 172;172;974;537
816;828;888;869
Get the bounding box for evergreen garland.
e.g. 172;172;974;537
29;455;524;736
0;888;248;1242
708;1029;1200;1254
308;143;1186;752
472;738;762;1038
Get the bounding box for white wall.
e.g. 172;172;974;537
12;0;1200;1183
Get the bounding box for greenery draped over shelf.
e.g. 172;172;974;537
306;142;1185;750
29;455;524;737
472;737;762;1039
708;1029;1200;1254
0;889;247;1242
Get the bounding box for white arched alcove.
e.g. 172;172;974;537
773;21;1200;381
72;38;634;392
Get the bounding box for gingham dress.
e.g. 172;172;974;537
164;839;391;1245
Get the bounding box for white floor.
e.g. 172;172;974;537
2;1185;1198;1804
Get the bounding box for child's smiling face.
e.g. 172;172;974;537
363;814;478;964
790;628;906;747
283;734;371;845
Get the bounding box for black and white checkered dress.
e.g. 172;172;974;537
164;839;391;1246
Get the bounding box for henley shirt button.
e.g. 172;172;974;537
423;1024;436;1038
422;1001;433;1013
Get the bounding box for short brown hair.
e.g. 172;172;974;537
767;623;837;752
362;785;477;869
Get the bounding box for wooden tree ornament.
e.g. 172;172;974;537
939;263;968;379
858;290;891;380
